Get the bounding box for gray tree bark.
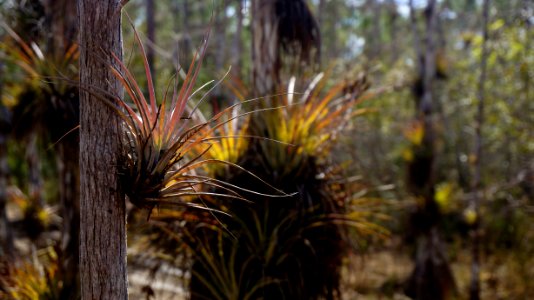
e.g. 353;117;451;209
251;0;278;97
231;0;244;77
78;0;128;299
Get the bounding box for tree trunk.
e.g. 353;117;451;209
42;1;81;297
231;0;244;77
405;1;456;299
386;0;399;63
78;1;127;299
213;0;229;99
27;134;44;209
179;0;192;71
215;0;228;73
470;1;490;299
43;0;78;56
145;0;156;78
0;59;14;259
367;0;382;60
0;128;12;258
57;137;81;299
251;0;278;97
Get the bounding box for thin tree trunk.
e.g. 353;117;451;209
251;0;278;97
78;0;127;299
145;0;156;79
43;0;77;55
387;0;399;63
409;0;423;87
470;1;490;299
0;59;14;258
0;130;12;258
181;0;192;71
57;137;80;299
370;0;382;59
316;0;326;64
231;0;244;77
405;1;456;299
214;0;228;75
317;0;326;27
171;1;180;71
27;134;43;209
42;1;81;297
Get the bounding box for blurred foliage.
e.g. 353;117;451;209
0;0;532;299
0;247;61;300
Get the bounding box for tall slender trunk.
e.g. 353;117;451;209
251;0;278;97
213;0;229;99
214;0;228;74
0;59;14;258
57;136;80;299
43;0;77;56
470;1;490;299
26;134;43;209
316;0;326;64
145;0;156;79
370;0;382;59
387;0;399;63
231;0;244;77
42;1;81;297
405;1;456;299
0;130;12;258
181;0;192;71
78;0;127;299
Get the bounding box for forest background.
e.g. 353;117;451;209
0;0;532;299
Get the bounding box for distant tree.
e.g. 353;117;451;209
41;1;80;298
231;0;244;77
470;1;491;299
251;0;320;97
145;0;156;76
0;58;14;259
78;0;127;298
404;0;456;299
251;0;278;96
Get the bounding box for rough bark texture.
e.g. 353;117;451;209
78;1;127;299
251;0;278;97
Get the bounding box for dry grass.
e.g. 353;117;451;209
340;245;534;300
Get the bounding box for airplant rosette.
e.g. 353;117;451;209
101;28;290;219
180;73;388;300
65;19;384;298
1;25;79;141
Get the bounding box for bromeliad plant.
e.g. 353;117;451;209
103;28;288;216
201;106;250;178
256;72;371;177
1;25;79;141
0;247;61;300
181;73;385;300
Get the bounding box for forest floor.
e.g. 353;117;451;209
6;202;533;300
127;242;534;300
